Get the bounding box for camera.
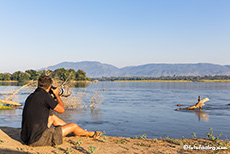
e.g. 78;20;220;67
49;86;72;98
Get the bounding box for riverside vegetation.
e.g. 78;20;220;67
0;68;90;82
0;68;100;110
0;101;11;109
92;75;230;82
2;68;230;82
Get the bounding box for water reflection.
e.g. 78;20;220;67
90;108;103;120
54;109;88;120
54;108;103;122
0;82;28;86
180;109;209;122
0;81;91;88
72;83;90;88
193;110;209;122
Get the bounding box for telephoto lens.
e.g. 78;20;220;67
49;86;72;98
59;87;72;97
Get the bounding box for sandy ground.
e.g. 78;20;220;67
0;127;230;154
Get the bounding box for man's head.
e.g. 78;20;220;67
38;76;53;90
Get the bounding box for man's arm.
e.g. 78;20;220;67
52;88;65;113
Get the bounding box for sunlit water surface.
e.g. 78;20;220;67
0;82;230;139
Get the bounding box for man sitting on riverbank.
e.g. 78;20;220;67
21;76;101;146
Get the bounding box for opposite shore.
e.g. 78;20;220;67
113;80;230;82
2;80;230;83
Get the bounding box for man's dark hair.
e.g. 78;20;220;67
38;76;53;89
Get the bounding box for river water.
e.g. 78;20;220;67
0;82;230;139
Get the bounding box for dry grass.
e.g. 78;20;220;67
62;89;103;109
89;90;103;109
0;75;101;109
62;90;89;109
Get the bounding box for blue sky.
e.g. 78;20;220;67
0;0;229;73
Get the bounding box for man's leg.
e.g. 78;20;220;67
48;114;100;137
48;114;67;128
61;123;96;137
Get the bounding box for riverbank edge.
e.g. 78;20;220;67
70;80;91;83
114;80;230;82
0;80;91;83
0;127;229;154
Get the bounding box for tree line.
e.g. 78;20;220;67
2;69;230;82
91;75;230;82
0;68;90;82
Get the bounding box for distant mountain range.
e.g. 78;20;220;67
41;61;230;78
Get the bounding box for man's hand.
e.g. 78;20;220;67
52;87;65;113
51;87;60;96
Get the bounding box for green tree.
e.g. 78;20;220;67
76;69;87;81
66;69;76;81
11;71;30;82
0;73;4;80
25;69;39;80
3;73;11;81
37;69;53;77
11;71;20;81
19;72;30;82
53;68;68;81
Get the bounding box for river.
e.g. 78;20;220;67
0;82;230;139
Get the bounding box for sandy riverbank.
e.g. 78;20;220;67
0;127;229;154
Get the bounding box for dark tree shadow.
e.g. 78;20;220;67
0;127;23;144
72;146;89;154
0;148;32;154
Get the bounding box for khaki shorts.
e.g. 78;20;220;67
30;127;63;146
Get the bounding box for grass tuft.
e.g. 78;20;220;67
0;103;12;110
